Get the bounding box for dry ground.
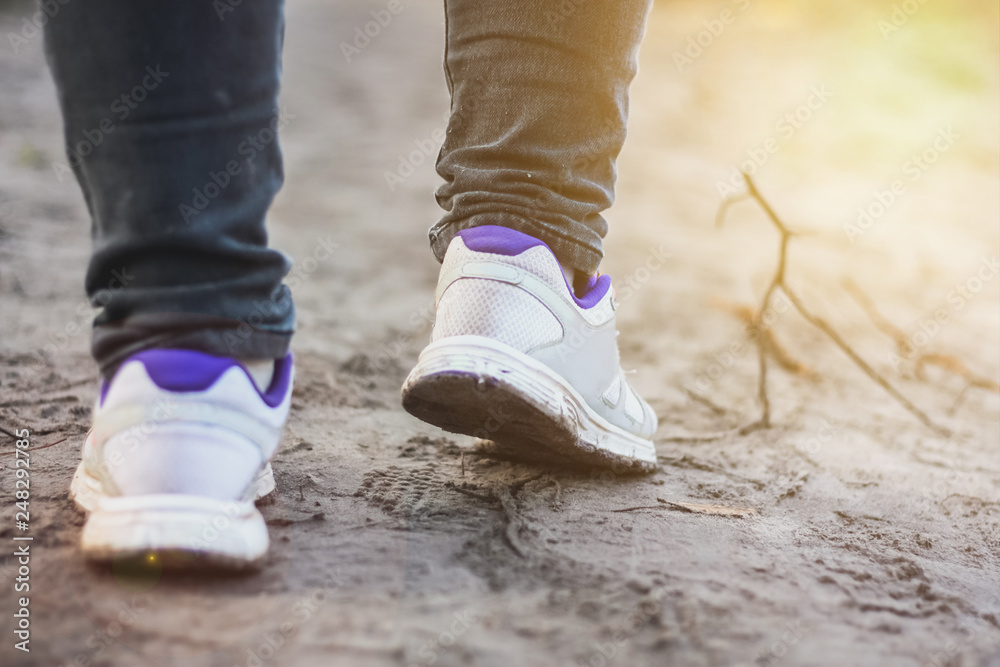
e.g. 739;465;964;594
0;0;998;665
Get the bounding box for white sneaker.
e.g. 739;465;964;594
402;226;658;472
71;349;293;567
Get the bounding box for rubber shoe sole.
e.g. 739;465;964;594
401;335;658;474
71;459;276;569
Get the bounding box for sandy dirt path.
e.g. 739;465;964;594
0;0;998;665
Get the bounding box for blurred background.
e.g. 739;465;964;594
0;1;997;666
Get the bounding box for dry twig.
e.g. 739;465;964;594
712;299;816;379
611;498;756;518
717;172;948;435
842;278;1000;414
0;437;68;457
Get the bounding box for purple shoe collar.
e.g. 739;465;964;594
101;349;293;408
456;226;611;309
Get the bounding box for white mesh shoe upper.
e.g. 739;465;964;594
86;356;292;501
432;234;657;439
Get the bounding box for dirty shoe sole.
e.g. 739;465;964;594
71;458;276;569
76;495;268;569
401;336;658;474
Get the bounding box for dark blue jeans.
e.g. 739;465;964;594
44;0;651;373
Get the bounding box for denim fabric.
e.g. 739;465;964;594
44;0;293;373
44;0;650;372
431;0;653;275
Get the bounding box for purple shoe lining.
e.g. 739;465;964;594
102;349;293;408
457;225;548;257
572;274;612;309
456;225;611;309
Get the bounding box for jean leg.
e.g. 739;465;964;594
44;0;294;374
430;0;652;275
